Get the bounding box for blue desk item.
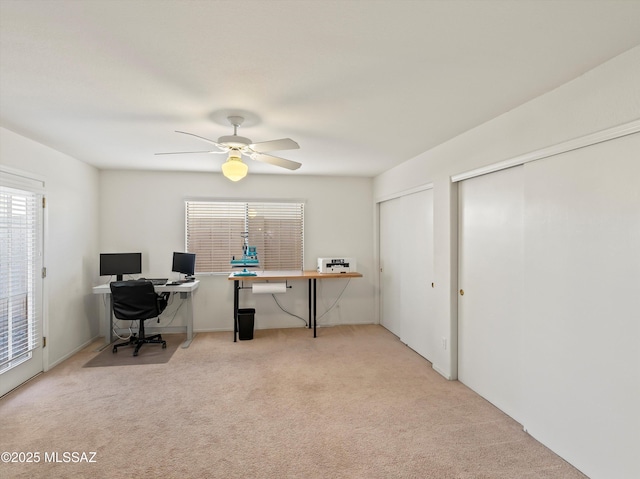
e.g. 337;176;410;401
231;234;260;273
233;268;257;277
230;257;259;266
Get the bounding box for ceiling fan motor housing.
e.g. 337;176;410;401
217;135;252;148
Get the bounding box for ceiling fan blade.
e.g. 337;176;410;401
154;150;222;155
175;130;225;149
250;152;302;171
249;138;299;153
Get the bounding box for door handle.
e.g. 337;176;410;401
459;289;464;296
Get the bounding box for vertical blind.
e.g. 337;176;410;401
0;186;41;373
186;200;304;273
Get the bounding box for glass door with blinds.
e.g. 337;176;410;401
0;180;44;397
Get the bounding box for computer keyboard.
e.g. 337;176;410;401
139;278;168;285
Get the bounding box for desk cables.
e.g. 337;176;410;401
317;278;351;321
268;278;352;325
271;293;308;326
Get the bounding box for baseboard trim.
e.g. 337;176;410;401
46;336;99;371
432;364;454;380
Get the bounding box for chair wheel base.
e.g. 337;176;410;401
111;336;167;356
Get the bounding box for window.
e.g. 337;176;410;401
0;185;41;374
185;200;304;273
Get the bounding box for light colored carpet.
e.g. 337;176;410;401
0;325;587;478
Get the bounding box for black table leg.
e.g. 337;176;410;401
308;279;312;330
233;279;239;342
313;278;317;338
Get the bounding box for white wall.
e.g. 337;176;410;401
0;127;101;369
373;46;640;478
99;170;374;334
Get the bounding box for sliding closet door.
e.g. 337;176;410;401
399;189;434;360
379;197;403;337
379;189;435;360
522;132;640;479
458;166;523;422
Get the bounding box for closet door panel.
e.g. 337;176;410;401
522;132;640;479
379;198;403;337
379;189;435;361
400;189;435;360
458;166;524;422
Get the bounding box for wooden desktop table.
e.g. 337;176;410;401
228;270;362;341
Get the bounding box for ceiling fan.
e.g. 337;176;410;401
156;115;301;181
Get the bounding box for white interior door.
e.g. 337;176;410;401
521;132;640;479
399;189;434;360
379;197;403;337
458;166;523;422
379;189;435;360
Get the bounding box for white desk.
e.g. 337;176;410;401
92;280;199;349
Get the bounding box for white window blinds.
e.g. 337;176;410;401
186;200;304;273
0;186;41;373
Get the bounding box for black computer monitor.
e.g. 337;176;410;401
100;253;142;281
172;252;196;279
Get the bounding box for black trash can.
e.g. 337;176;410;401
237;308;255;340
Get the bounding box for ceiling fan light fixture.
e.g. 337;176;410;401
221;151;248;181
159;114;302;173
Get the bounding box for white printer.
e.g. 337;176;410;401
317;257;356;273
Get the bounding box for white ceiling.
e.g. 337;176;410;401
2;0;640;178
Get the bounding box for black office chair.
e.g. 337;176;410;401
110;280;169;356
